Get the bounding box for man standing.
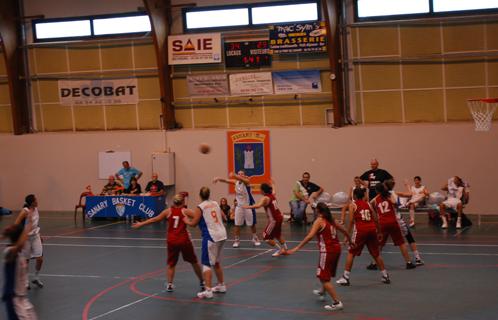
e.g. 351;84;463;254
115;161;142;190
145;173;165;196
290;172;323;223
360;159;392;200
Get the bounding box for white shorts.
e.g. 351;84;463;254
202;239;225;267
443;198;461;210
22;234;43;259
234;206;255;226
14;296;38;320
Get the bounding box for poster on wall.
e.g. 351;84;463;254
224;40;272;68
227;130;271;194
273;70;322;94
187;74;229;96
58;79;138;106
168;33;222;65
269;21;327;54
229;72;273;96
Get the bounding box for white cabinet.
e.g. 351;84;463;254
152;152;175;186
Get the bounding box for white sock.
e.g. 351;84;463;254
252;233;259;240
281;242;288;250
343;270;350;278
413;250;421;260
381;270;388;277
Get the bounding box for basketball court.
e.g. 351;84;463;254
1;212;497;320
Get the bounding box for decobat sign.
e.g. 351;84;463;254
58;79;139;106
168;33;222;65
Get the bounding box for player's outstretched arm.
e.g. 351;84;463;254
183;208;201;227
230;172;250;185
334;221;352;246
212;176;236;185
288;218;322;254
243;196;269;209
132;209;169;229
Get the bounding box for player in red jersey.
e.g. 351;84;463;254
336;188;390;286
288;202;352;311
244;182;287;257
371;183;416;269
132;194;204;292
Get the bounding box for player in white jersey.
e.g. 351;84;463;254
2;216;38;320
213;171;261;248
183;187;227;299
15;194;44;289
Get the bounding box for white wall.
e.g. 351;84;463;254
1;123;496;214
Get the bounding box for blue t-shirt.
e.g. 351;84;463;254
117;167;141;189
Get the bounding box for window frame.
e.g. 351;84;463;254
354;0;498;22
32;11;151;43
182;0;321;33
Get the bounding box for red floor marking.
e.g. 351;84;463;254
82;268;164;320
81;252;255;319
129;279;332;316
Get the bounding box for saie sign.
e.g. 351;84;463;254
168;33;222;65
58;79;138;106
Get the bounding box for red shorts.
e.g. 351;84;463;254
316;250;341;282
349;228;380;257
380;221;405;247
167;240;198;267
263;217;283;240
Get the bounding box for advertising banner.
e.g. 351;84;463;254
168;33;222;65
58;78;138;106
187;74;229;96
269;21;327;54
273;70;322;94
229;72;273;96
224;40;271;68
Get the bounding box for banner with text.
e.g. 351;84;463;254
273;70;322;94
224;40;271;68
187;74;229;96
229;72;273;96
269;21;327;54
227;130;271;194
168;33;222;65
58;78;138;106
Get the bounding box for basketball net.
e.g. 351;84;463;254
467;98;498;131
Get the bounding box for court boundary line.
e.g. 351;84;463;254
85;249;273;320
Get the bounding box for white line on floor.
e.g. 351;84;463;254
86;247;273;319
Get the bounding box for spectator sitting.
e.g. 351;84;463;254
289;172;323;224
440;176;469;229
145;173;165;196
115;161;142;190
100;176;123;195
339;176;367;224
124;177;142;195
403;176;429;228
219;198;234;225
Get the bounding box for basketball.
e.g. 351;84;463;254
199;143;211;154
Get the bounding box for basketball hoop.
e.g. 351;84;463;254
467;98;498;131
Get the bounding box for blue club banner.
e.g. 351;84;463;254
85;196;166;218
273;70;322;94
